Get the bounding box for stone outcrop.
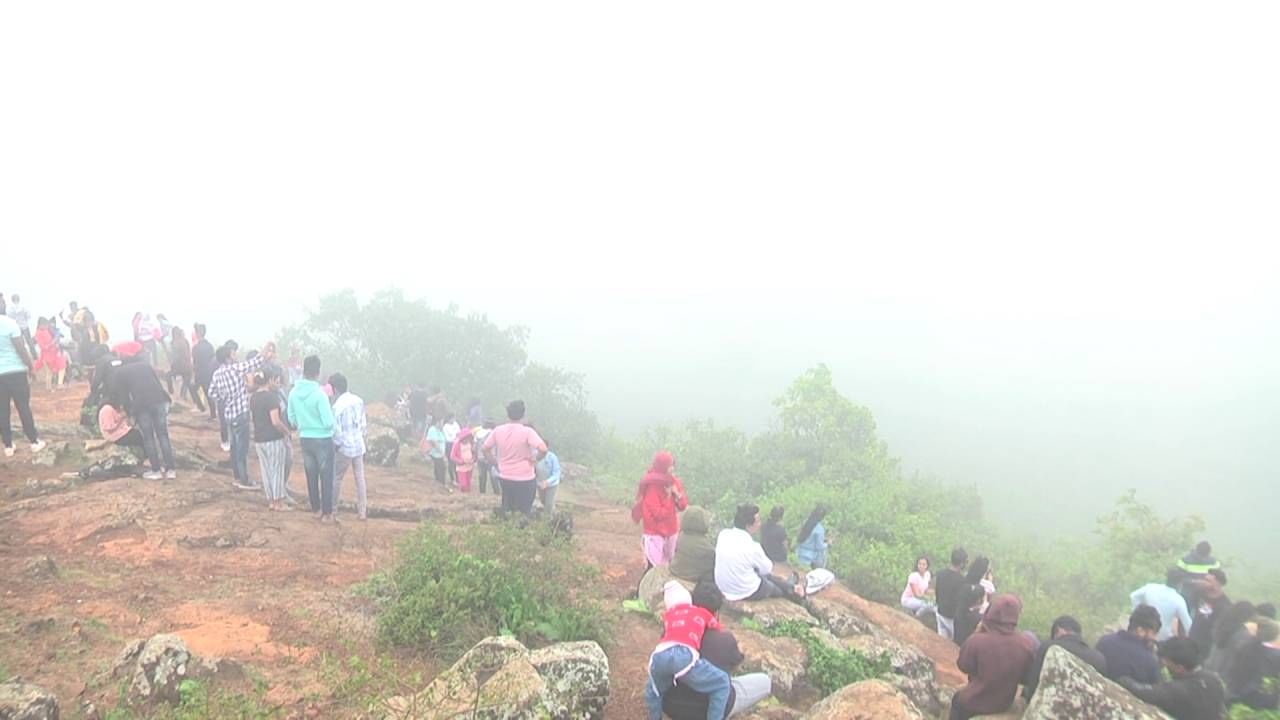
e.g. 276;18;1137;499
736;630;808;699
637;565;694;617
384;636;609;719
802;679;925;720
0;680;60;720
111;634;243;706
1023;646;1171;719
78;445;144;479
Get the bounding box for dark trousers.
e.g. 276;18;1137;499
445;442;457;484
432;456;447;486
198;380;217;420
167;369;201;410
301;437;335;514
134;403;175;472
748;574;805;605
115;427;144;449
501;478;536;518
20;329;36;357
477;463;500;495
0;371;39;447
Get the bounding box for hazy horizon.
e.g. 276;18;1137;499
4;2;1277;571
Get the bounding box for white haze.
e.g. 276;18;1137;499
2;3;1277;564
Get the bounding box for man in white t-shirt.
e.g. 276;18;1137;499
715;504;806;603
0;295;46;457
442;413;461;486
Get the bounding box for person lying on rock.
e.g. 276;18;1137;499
714;504;806;604
664;580;773;719
1117;637;1227;720
646;581;732;720
951;593;1035;720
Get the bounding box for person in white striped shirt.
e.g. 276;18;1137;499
330;373;368;520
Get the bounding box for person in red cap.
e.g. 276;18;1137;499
635;450;689;569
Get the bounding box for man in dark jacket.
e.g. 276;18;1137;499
1189;568;1231;662
663;580;772;720
1097;605;1162;685
1118;637;1226;720
1023;615;1107;700
191;324;217;421
110;357;175;480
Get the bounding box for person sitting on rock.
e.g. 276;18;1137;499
714;504;805;604
94;400;144;451
1204;600;1258;700
1021;615;1107;701
1097;604;1163;685
900;555;936;619
1227;617;1280;711
794;505;830;570
951;593;1035;720
759;506;788;564
664;580;773;719
670;506;717;584
1117;637;1227;720
953;583;987;646
645;580;732;720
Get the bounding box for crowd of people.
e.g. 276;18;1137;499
630;448;1275;720
1;295;565;526
7;296;1279;720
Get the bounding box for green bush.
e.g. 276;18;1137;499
105;679;279;720
764;620;892;696
366;520;609;662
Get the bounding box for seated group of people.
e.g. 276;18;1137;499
944;541;1279;720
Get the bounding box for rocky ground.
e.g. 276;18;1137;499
1;383;1168;719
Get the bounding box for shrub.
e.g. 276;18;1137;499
764;620;892;696
366;520;609;662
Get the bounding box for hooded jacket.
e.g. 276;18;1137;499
638;451;688;537
288;378;336;439
955;594;1035;716
670;506;716;582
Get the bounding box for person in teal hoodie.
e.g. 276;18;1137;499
288;355;337;521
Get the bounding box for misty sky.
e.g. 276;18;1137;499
3;4;1277;564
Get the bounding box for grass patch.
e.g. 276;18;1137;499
361;519;610;663
764;620;892;697
104;679;279;720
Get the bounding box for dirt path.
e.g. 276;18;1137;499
0;382;656;718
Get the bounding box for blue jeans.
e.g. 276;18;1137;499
229;412;251;482
645;645;729;720
134;403;175;472
300;437;335;515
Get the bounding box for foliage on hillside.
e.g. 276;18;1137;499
591;364;1219;637
276;289;600;458
362;521;610;662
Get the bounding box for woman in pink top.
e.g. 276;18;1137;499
97;402;143;449
901;555;936;619
481;400;547;518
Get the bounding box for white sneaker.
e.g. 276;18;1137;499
142;471;164;480
220;442;231;452
165;470;177;480
3;446;13;458
30;440;46;453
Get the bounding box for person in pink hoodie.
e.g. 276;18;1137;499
450;427;477;492
634;451;689;569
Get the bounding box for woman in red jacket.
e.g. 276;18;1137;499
636;450;688;569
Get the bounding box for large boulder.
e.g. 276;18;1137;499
111;634;239;706
722;599;819;630
842;633;940;715
366;404;414;443
736;630;809;699
365;425;401;467
1023;646;1171;719
637;566;694;618
807;596;877;638
0;680;60;720
384;636;609;719
527;641;609;719
30;441;72;467
78;445;144;479
801;679;925;720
